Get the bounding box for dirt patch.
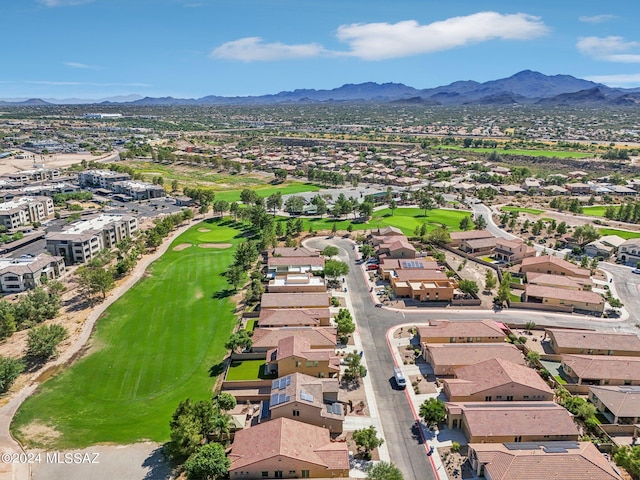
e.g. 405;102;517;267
439;445;474;479
197;228;210;233
172;243;192;251
19;422;61;446
409;375;438;394
194;289;203;300
198;243;232;249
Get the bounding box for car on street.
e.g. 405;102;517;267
366;263;379;271
375;303;383;308
632;269;640;274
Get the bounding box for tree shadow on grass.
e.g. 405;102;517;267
212;289;234;300
141;445;174;480
209;360;227;378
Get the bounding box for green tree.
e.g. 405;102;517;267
474;214;487;230
358;201;374;221
497;272;512;304
343;350;367;383
336;309;355;341
273;169;288;183
324;259;349;279
0;356;23;393
76;266;115;300
427;227;450;245
213;392;237;412
366;461;404;480
167;399;215;462
419;398;446;427
458;279;479;296
171;179;179;192
419;196;434;217
26;324;68;361
614;445;640;478
266;192;283;215
526;351;541;367
0;300;16;340
459;216;472;231
484;270;497;291
284;195;305;215
225;330;253;353
321;246;339;258
353;426;384;460
360;243;375;260
222;265;245;291
212;200;229;217
388;199;398;216
525;320;536;333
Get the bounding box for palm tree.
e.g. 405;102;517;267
210;410;234;445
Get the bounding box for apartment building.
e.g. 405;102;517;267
0;254;65;293
111;180;166;200
45;213;138;264
0;196;55;230
78;169;131;189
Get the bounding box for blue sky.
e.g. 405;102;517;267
3;0;640;99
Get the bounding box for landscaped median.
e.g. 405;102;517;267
11;219;243;448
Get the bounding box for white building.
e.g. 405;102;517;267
45;214;138;264
111;180;166;200
79;170;131;189
0;254;66;293
0;196;55;229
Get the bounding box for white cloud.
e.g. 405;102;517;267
335;12;548;60
211;37;324;62
577;36;640;63
578;14;616;24
585;73;640;87
64;61;99;69
38;0;93;6
211;12;548;63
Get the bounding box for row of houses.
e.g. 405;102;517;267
224;246;351;479
416;321;627;479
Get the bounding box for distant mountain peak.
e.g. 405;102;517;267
0;71;633;107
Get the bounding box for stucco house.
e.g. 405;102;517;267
618;238;640;265
544;328;640;357
266;336;340;378
423;343;525;376
589;385;640;425
268;373;344;433
561;355;640;386
443;358;554;402
418;319;506;345
228;417;349;479
446;402;579;443
257;308;331;328
468;442;622;480
520;255;590;279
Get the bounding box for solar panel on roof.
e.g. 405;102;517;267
401;260;424;269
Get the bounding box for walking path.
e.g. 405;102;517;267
0;214;203;480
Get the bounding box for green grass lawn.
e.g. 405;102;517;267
214;182;321;203
245;319;257;333
501;206;544;215
582;206;609;218
225;360;273;381
12;219;245;449
597;228;640;239
280;208;471;236
435;145;593;158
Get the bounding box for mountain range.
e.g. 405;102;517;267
2;71;640;107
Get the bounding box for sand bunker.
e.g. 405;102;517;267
198;243;232;249
197;228;210;233
172;243;192;251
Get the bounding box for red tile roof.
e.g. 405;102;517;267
470;441;621;480
258;308;330;327
229;417;349;471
